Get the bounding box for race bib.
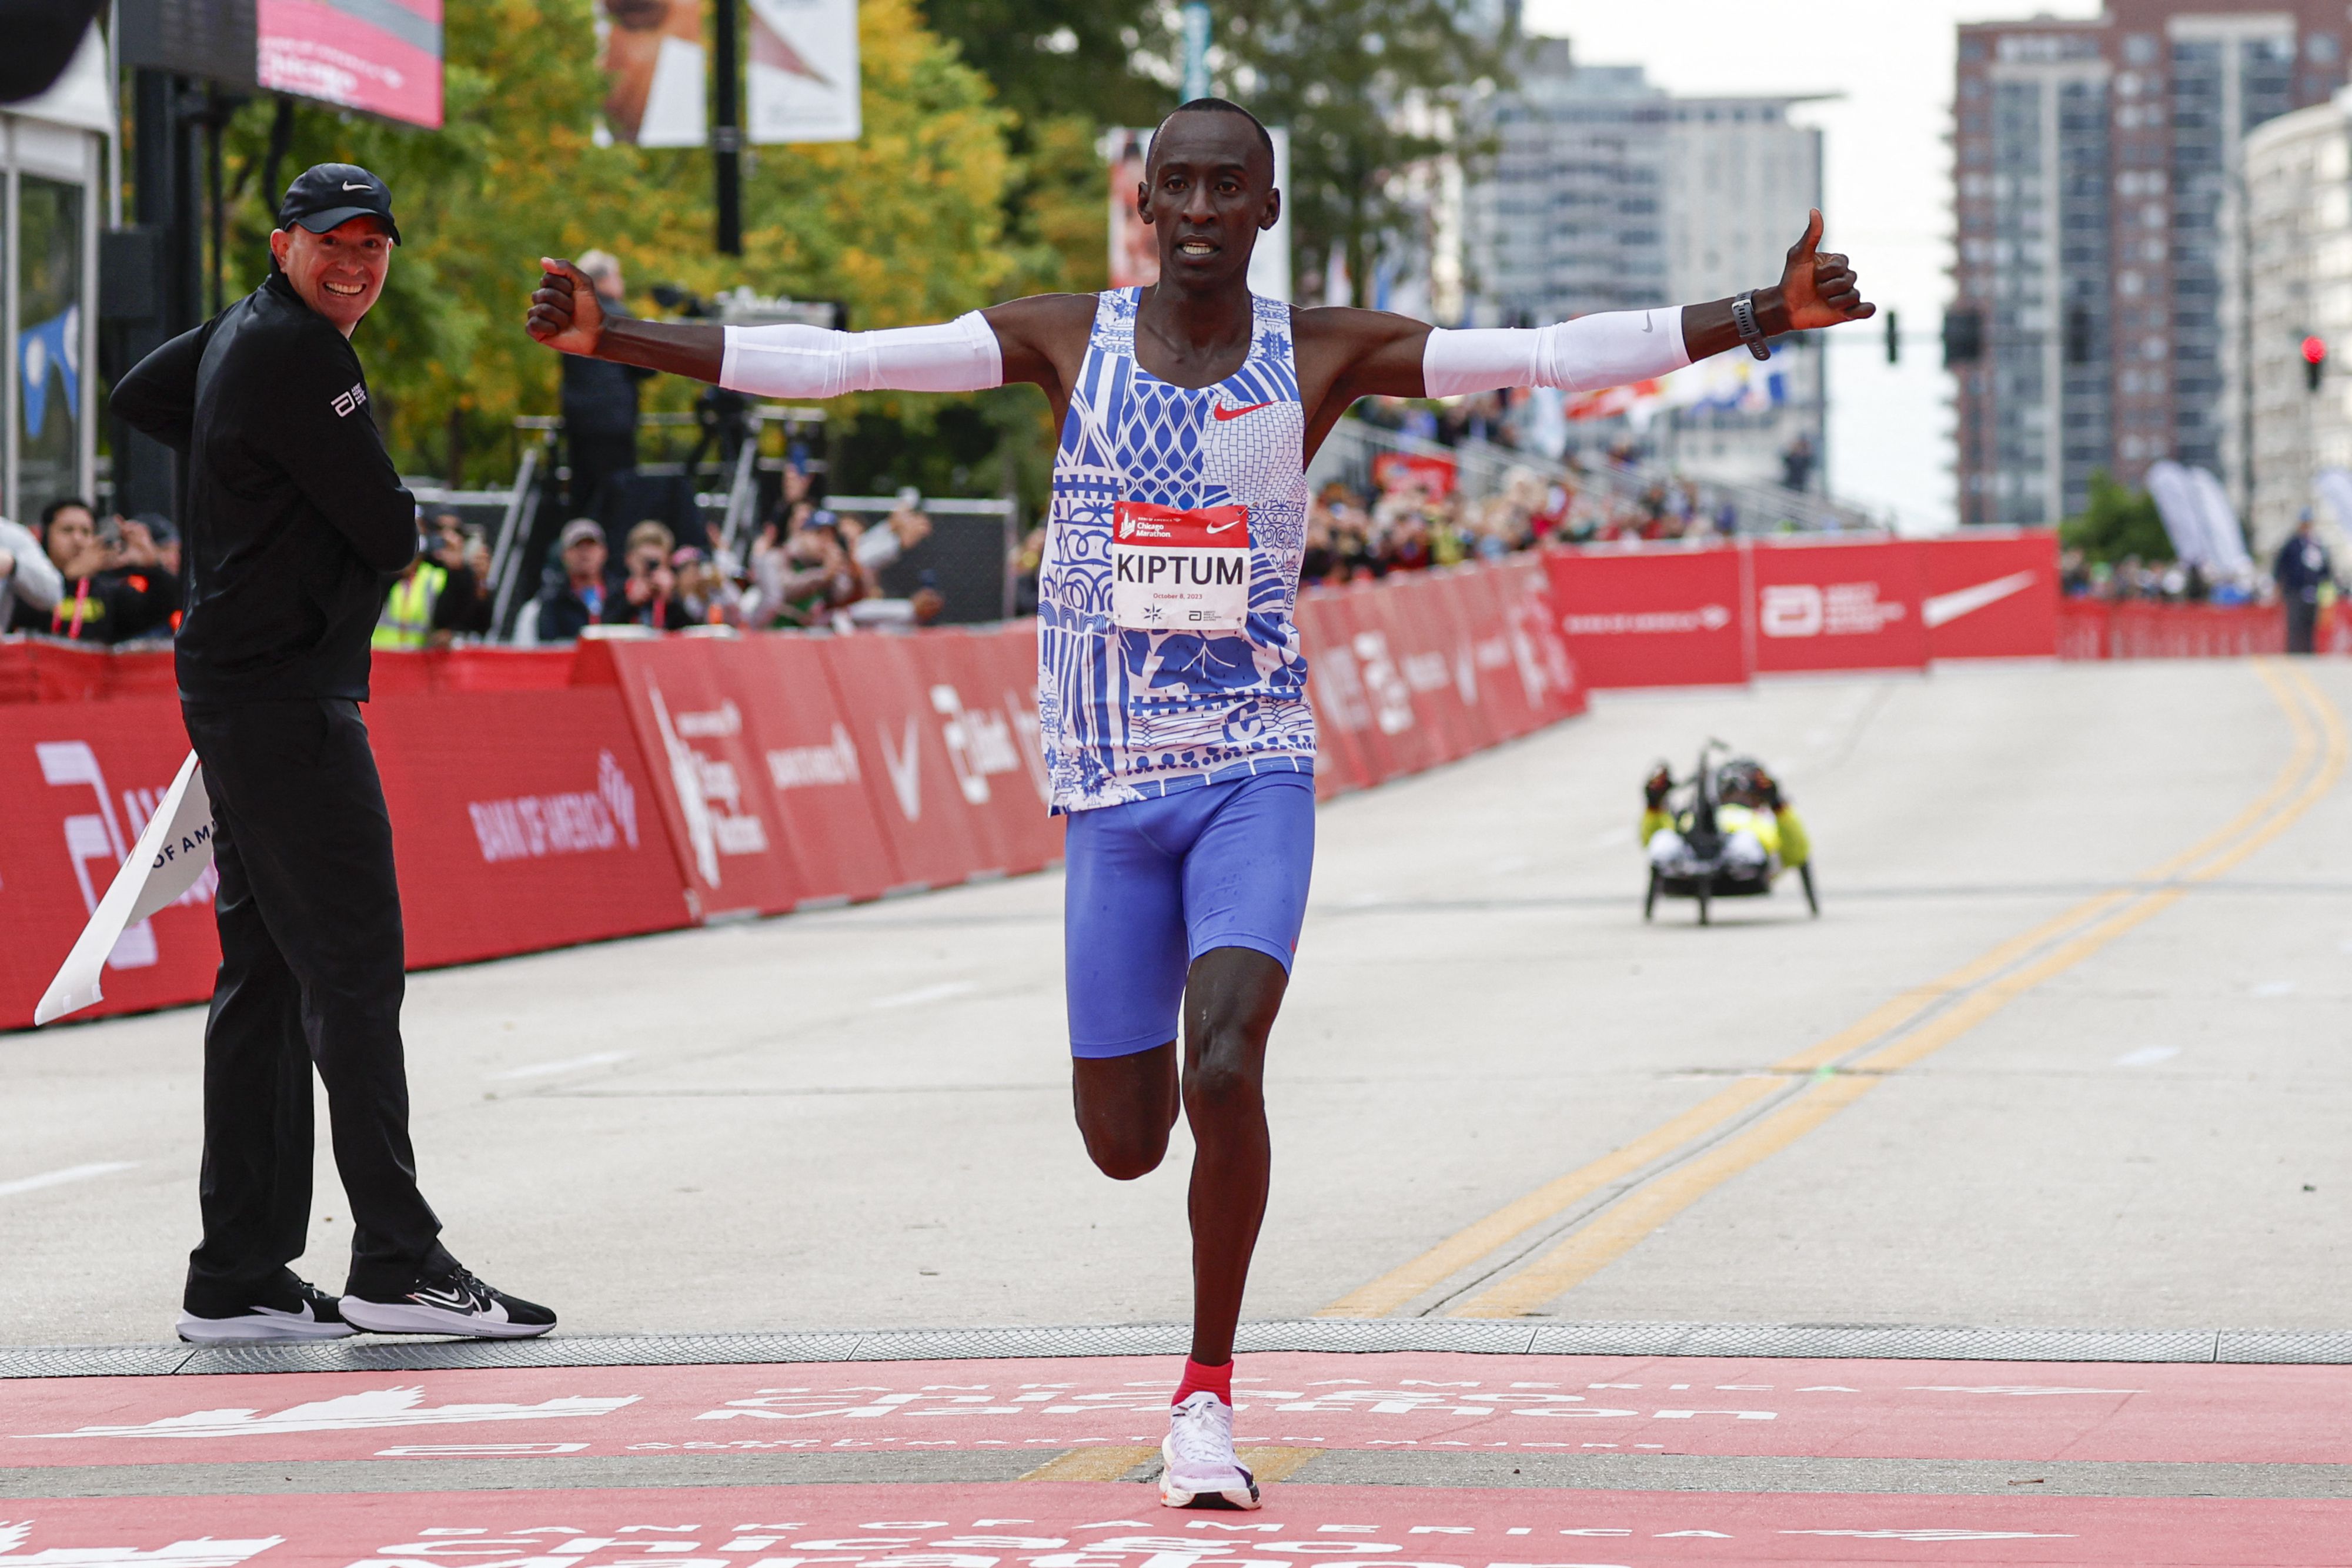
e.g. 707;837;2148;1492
1111;502;1250;632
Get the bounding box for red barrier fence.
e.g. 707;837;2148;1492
1544;531;2064;687
0;559;1573;1031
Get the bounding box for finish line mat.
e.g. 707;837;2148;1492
5;1352;2347;1566
1;1483;2346;1567
4;1353;2347;1468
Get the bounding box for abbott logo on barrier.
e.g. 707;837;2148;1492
933;684;1023;805
1760;582;1906;638
467;751;642;864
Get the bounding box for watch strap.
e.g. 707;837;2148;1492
1732;291;1772;361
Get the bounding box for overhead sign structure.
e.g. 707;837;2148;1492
747;0;860;144
257;0;445;128
599;0;706;148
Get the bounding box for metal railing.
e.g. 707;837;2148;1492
1307;419;1882;536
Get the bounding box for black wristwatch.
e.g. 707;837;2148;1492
1731;292;1772;360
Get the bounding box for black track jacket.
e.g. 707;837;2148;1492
112;271;416;704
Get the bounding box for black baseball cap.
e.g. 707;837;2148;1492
276;163;402;245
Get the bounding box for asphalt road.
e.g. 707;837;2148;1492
4;659;2346;1346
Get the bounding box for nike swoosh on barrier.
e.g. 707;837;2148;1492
1212;400;1274;421
1923;570;2037;628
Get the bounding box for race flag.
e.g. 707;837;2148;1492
36;752;214;1026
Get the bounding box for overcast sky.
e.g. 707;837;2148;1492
1522;0;2107;531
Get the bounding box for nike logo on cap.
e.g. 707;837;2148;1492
343;181;372;191
1212;400;1274;422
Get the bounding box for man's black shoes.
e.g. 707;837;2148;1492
339;1263;556;1339
178;1273;356;1343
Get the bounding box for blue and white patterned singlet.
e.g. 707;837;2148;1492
1035;288;1316;814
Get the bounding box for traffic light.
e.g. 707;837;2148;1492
1943;307;1984;367
1885;308;1900;366
2305;335;2328;393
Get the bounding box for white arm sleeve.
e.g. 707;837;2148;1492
0;517;61;611
1422;307;1690;399
720;309;1004;399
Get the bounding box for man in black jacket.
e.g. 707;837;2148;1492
111;164;553;1345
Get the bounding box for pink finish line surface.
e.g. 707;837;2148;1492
4;1353;2346;1468
2;1482;2346;1568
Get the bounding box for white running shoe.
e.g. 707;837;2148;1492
176;1278;355;1344
1161;1390;1261;1509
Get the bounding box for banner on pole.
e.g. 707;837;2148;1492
599;0;706;148
747;0;860;145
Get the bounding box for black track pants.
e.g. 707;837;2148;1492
180;698;445;1300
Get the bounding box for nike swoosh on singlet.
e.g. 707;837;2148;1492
1212;400;1275;421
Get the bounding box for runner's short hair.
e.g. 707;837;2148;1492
1150;97;1275;170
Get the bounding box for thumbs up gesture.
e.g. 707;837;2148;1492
1779;210;1875;332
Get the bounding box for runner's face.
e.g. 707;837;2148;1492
1142;113;1277;293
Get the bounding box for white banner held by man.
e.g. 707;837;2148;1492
36;752;215;1025
747;0;860;143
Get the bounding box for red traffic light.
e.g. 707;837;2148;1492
2304;335;2330;365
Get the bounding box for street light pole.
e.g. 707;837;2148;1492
714;0;743;255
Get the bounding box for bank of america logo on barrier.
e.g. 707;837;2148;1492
467;751;641;863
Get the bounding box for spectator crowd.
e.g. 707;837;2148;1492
0;497;182;645
522;464;943;643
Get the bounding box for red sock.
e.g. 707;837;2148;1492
1174;1356;1233;1406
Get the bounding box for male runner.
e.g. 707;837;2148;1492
526;97;1873;1506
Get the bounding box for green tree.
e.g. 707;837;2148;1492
917;0;1164;129
215;0;1015;487
2060;470;2175;565
1214;0;1508;307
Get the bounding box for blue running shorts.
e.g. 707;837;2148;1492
1063;771;1317;1058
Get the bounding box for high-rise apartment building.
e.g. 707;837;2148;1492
1462;36;1826;488
2240;93;2352;551
1950;1;2347;526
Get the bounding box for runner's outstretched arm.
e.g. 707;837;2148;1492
1297;209;1873;441
527;260;1095;416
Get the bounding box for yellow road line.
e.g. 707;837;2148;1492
1017;1445;1155;1482
1320;662;2330;1320
1450;664;2341;1317
1317;1074;1786;1317
1241;1446;1325;1483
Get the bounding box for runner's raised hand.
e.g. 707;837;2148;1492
527;258;607;356
1780;209;1875;331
